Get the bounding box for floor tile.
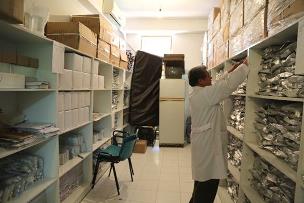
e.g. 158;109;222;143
158;180;180;192
156;191;181;203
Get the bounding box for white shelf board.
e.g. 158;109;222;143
227;126;244;141
231;93;246;97
93;136;112;151
8;178;57;203
112;88;124;91
0;89;56;92
246;142;297;182
62;181;91;203
123;106;129;110
0;135;56;159
228;162;241;183
59;121;91;135
0;20;52;44
217;186;234;203
248;94;304;102
59;152;91;178
65;45;96;59
93;113;111;122
59;89;92;92
112;108;123;113
242;184;265;203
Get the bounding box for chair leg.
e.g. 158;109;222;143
112;163;120;195
128;158;134;175
92;159;100;189
108;164;113;177
128;158;133;182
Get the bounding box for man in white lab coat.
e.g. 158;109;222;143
188;59;249;203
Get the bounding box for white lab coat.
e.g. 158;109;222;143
189;64;249;181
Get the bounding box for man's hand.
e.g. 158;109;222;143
228;58;248;73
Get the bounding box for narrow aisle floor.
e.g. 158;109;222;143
83;141;221;203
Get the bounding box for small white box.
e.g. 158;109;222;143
78;92;85;108
98;75;104;89
58;92;64;112
82;57;92;73
64;53;83;72
92;74;98;89
64;110;73;130
84;91;91;106
59;69;72;90
79;107;85;124
0;72;25;89
57;111;64;131
72;109;79;127
83;73;91;89
71;92;78;109
64;92;72;111
84;107;90;123
92;60;99;75
72;71;83;89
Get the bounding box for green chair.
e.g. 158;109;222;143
91;130;137;195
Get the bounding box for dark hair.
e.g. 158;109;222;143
188;65;208;87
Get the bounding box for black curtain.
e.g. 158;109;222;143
129;51;162;126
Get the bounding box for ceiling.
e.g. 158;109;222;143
115;0;220;18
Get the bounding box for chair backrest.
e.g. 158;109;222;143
119;135;137;161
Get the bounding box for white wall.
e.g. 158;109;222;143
26;0;102;15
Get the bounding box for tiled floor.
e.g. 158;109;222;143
82;141;222;203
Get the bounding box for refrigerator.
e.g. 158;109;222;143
159;79;186;146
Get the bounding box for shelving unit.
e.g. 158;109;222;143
210;18;304;203
0;20;132;203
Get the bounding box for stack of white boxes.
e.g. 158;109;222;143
92;60;105;90
57;91;91;131
59;53;92;90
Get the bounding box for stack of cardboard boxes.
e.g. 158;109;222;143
45;15;129;69
207;0;304;69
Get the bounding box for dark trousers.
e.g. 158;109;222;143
189;179;220;203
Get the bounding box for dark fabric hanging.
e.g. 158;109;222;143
129;51;162;126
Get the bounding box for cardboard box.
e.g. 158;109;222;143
71;15;112;36
111;33;120;47
230;0;243;15
229;0;244;38
72;71;83;89
82;56;91;73
57;111;64;131
243;10;267;50
0;0;24;24
268;0;304;34
97;39;111;62
92;74;99;89
72;109;79;128
64;53;83;72
16;55;39;68
59;69;73;89
46;22;97;57
92;60;99;75
83;73;91;89
213;14;221;35
220;0;231;24
119;38;127;52
64;110;73;130
214;42;229;66
244;0;266;26
120;51;128;69
103;29;113;44
64;92;72;111
229;28;244;58
0;72;25;88
110;45;120;67
58;92;64;112
208;7;221;41
133;140;147;153
71;92;79;109
98;75;104;89
0;53;17;64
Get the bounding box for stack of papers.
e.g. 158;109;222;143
25;81;49;89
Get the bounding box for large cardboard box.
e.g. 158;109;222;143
120;51;128;69
244;0;266;26
208;7;221;42
220;0;231;25
230;0;243;15
0;0;24;24
71;15;112;36
46;22;97;57
229;29;244;58
229;0;244;38
97;39;111;63
133;140;147;153
268;0;304;35
215;42;229;66
110;45;120;67
213;14;221;36
243;10;267;50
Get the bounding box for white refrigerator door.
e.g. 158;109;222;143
159;100;185;145
160;79;186;99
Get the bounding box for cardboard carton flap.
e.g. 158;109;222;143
120;51;128;61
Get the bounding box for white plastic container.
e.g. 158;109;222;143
82;57;92;73
98;75;104;89
72;71;83;89
59;69;72;90
64;53;83;72
92;60;99;75
57;111;64;131
71;92;79;109
0;72;25;89
83;73;91;89
92;74;99;89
